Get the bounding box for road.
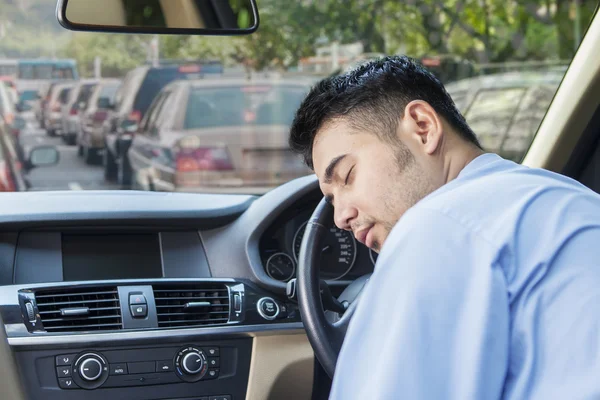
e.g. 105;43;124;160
19;122;121;191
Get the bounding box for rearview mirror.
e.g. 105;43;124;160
27;146;60;170
57;0;259;35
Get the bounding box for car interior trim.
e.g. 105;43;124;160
6;322;304;347
523;10;600;171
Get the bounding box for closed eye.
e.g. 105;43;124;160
345;165;355;185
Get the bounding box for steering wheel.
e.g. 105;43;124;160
296;197;371;378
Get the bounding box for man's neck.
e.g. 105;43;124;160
443;146;485;184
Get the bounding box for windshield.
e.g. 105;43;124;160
184;86;309;129
3;0;599;194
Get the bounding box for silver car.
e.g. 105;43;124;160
43;82;74;137
128;78;315;194
60;80;98;145
445;69;565;162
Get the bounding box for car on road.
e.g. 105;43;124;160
445;69;564;162
60;80;99;145
128;78;313;194
15;90;39;123
77;79;121;164
103;62;219;186
43;83;74;137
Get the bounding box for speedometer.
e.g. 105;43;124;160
293;221;357;280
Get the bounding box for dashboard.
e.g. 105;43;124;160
259;191;376;282
0;176;356;400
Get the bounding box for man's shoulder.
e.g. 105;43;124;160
392;156;600;252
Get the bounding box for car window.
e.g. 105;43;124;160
58;88;72;104
140;91;167;133
183;86;308;130
132;67;201;118
99;84;119;101
6;0;600;194
463;88;526;155
114;69;146;113
75;84;98;109
19;90;38;102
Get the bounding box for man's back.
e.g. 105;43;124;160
330;153;600;399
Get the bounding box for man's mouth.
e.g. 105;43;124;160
355;225;374;247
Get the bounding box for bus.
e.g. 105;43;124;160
17;59;78;81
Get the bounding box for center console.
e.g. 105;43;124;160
0;229;303;400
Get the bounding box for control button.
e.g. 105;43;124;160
129;304;148;318
205;347;219;357
56;354;76;366
56;366;71;378
209;395;231;400
127;361;155;374
183;352;204;374
207;357;219;368
156;360;173;372
58;378;76;389
72;352;109;390
129;293;147;305
79;358;102;381
109;364;128;375
175;347;208;382
257;297;280;320
206;368;219;380
233;293;242;312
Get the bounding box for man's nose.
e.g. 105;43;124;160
333;201;358;231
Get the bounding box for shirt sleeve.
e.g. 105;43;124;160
329;208;510;400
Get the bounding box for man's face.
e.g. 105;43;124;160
312;118;434;252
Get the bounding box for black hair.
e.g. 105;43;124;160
289;55;481;169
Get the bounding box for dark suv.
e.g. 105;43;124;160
102;62;220;186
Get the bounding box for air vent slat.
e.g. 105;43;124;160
42;314;122;323
153;283;230;329
157;311;229;316
39;306;121;315
154;296;229;301
36;290;118;298
45;322;122;331
34;286;122;333
158;318;229;326
153;289;228;293
37;299;118;307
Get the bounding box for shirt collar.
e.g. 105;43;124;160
457;152;502;180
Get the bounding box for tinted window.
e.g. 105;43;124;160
75;84;98;108
184;86;307;129
18;65;75;80
132;68;201;118
464;88;526;156
99;84;119;100
20;91;38;101
58;88;72;104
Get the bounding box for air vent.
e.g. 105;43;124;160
35;287;122;332
153;283;230;328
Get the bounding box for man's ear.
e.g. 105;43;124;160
399;100;443;155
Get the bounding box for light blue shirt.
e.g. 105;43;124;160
330;153;600;399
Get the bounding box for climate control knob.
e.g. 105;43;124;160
175;346;208;382
72;352;109;389
182;351;205;374
79;357;103;381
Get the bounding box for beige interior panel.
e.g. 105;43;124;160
246;334;315;400
0;317;25;400
159;0;205;29
522;11;600;171
65;0;126;26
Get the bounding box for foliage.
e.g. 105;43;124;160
0;0;598;76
